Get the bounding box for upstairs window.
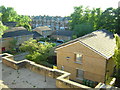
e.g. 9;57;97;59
75;53;82;64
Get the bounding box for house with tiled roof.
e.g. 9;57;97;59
51;30;74;41
32;31;42;40
55;30;116;86
2;27;33;52
33;26;53;38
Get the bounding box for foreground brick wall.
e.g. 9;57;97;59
2;53;91;89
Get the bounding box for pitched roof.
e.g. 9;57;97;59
4;27;26;33
2;30;33;38
3;22;17;27
56;30;116;59
52;30;74;37
33;26;51;31
32;31;42;38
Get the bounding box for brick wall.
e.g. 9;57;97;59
2;53;91;89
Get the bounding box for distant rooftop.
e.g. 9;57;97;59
2;27;33;38
34;26;52;31
52;30;74;37
3;22;17;27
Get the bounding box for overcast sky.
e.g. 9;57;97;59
0;0;119;16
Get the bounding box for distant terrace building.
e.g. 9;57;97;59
51;30;74;41
30;15;71;30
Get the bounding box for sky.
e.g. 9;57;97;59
0;0;120;17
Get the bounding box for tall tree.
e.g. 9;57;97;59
113;34;120;71
0;13;7;37
0;5;32;31
0;5;18;22
16;15;32;31
112;34;120;87
69;6;119;37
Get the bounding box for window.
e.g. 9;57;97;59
76;69;84;80
75;53;82;63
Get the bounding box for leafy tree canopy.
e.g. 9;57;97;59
70;6;120;37
19;39;56;67
113;34;120;69
0;13;7;37
0;5;32;31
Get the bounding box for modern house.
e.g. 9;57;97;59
50;30;74;41
33;26;53;38
55;30;116;85
2;27;33;52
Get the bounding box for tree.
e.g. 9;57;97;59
112;34;120;87
112;34;120;75
74;23;93;37
0;13;7;37
0;5;32;31
69;6;98;37
19;39;56;67
69;6;119;37
0;6;18;22
16;15;32;31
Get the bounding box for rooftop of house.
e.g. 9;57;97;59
1;63;56;88
32;31;42;39
4;27;27;33
56;30;116;59
52;30;74;37
2;27;33;38
3;22;17;27
33;26;52;31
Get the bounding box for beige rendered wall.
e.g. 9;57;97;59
56;42;106;83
